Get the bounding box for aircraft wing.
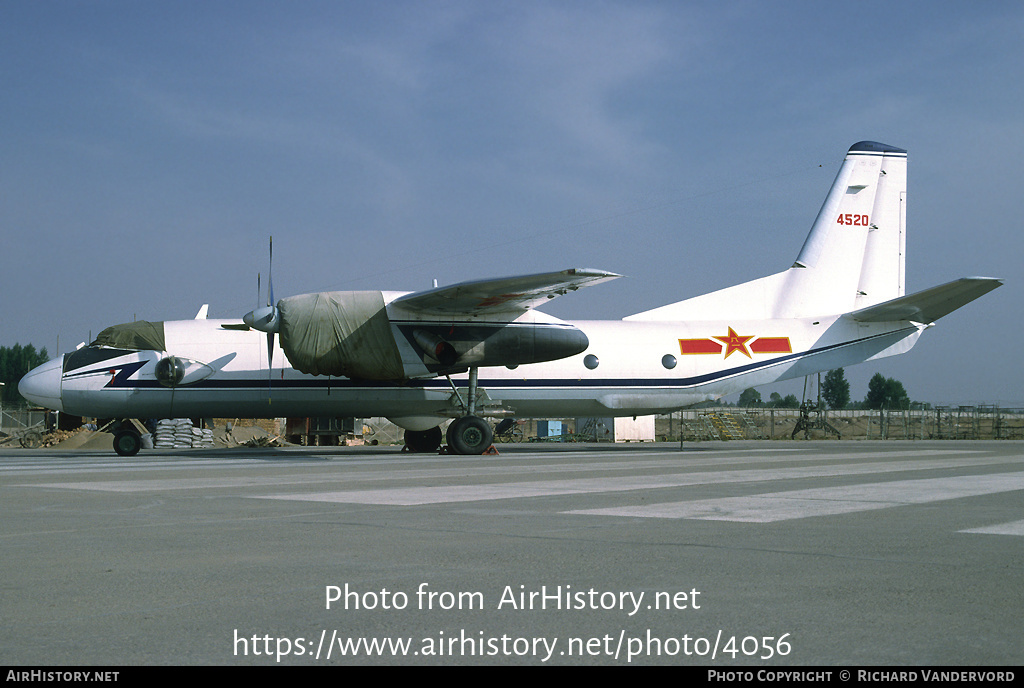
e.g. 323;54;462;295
848;277;1003;323
392;268;621;315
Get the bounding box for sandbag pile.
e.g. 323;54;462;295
153;419;215;449
193;426;216;448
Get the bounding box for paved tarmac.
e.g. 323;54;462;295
2;440;1022;666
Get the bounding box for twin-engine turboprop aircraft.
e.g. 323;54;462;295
20;142;1002;455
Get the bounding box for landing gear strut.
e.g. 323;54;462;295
441;366;496;455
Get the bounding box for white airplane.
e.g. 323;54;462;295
20;141;1001;456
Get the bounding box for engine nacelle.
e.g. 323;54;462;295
399;321;589;372
277;291;404;379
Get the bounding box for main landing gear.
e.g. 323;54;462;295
446;416;494;455
401;413;493;456
402;366;497;455
445;366;495;454
403;426;443;453
403;416;494;455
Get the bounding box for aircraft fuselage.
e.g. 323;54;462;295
29;313;922;425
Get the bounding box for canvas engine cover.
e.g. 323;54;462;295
277;291;404;379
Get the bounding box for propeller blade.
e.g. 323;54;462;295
267;331;275;404
267;236;275;403
268;236;274;307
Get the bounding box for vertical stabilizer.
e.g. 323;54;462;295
625;141;909;322
779;141;907;317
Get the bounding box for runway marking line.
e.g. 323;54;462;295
570;473;1024;522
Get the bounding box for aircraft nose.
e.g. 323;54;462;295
18;356;64;412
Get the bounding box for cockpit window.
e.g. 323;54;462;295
91;321;166;351
63;346;137;373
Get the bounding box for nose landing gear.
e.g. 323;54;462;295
110;419;150;457
113;428;142;457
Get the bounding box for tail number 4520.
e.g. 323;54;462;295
837;213;869;226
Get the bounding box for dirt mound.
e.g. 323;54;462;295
53;428;114;451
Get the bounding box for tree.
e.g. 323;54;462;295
0;344;50;407
779;394;801;409
765;392;800;409
738;388;762;407
864;373;910;410
821;368;851;409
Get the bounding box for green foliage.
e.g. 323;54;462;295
764;392;800;408
822;368;851;409
779;393;801;409
738;388;762;407
0;344;50;407
864;373;910;410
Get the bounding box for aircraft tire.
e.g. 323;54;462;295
404;426;442;453
447;416;494;455
113;430;142;457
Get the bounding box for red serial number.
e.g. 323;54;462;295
837;213;869;226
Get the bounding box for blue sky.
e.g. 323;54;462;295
3;1;1021;406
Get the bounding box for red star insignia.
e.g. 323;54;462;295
714;327;753;359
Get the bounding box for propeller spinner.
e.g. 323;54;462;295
242;304;279;333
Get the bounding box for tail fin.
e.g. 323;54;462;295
625;141;908;321
787;141;907;316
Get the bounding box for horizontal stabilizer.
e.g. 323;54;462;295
848;277;1002;323
393;268;621;315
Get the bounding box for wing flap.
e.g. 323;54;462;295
848;277;1002;323
393;268;621;315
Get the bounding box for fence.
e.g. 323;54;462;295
661;406;1024;441
352;409;1024;443
5;407;1022;446
0;409;48;437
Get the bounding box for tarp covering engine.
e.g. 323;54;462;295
277;291;404;379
